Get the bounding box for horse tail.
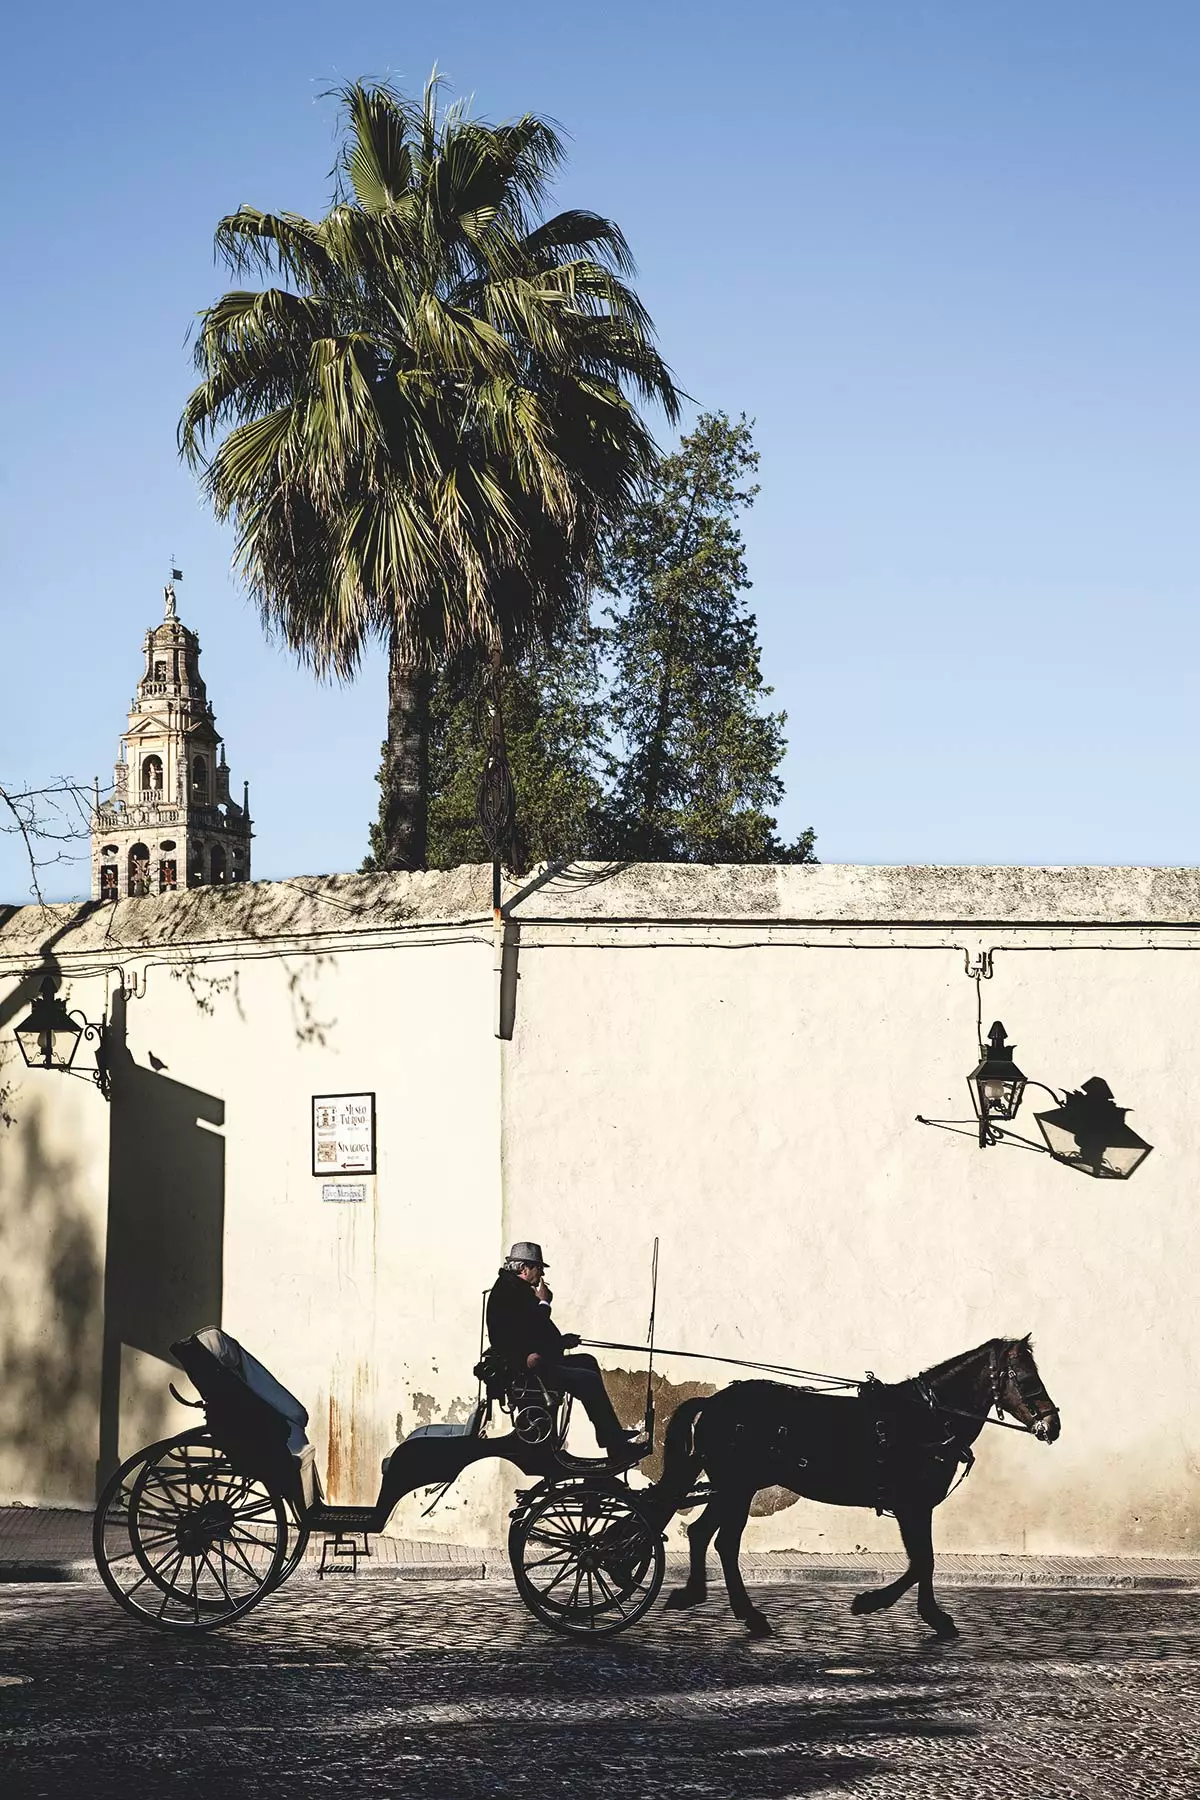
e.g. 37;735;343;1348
646;1395;709;1529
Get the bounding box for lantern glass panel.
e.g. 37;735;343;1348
968;1023;1027;1123
970;1070;1027;1123
15;993;82;1073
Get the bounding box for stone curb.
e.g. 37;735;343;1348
4;1557;1197;1591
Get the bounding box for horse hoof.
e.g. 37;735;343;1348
745;1612;773;1639
664;1587;705;1611
927;1617;959;1640
851;1591;882;1616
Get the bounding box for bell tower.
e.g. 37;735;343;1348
92;579;253;899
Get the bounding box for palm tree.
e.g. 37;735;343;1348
181;77;679;869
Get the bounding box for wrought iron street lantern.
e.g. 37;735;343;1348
918;1005;1153;1180
1034;1077;1153;1180
13;975;110;1099
968;1021;1027;1146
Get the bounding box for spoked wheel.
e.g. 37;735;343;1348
93;1430;287;1632
273;1500;311;1590
509;1481;664;1636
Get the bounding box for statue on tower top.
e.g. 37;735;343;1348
164;563;182;619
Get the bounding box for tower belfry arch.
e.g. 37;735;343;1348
91;578;253;899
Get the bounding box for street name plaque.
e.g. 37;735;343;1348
320;1181;367;1204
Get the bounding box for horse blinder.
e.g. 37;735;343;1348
1000;1343;1060;1441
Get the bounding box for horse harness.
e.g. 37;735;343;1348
859;1376;976;1517
861;1342;1057;1515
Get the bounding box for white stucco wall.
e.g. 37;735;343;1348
2;863;1197;1554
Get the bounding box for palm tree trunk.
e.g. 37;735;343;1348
377;634;431;870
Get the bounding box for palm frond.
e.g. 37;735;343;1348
181;74;681;675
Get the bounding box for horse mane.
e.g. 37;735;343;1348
919;1335;1029;1385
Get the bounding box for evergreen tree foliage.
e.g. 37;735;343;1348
364;617;605;872
365;412;817;870
597;412;816;863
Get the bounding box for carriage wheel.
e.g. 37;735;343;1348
273;1499;311;1590
509;1482;664;1636
93;1430;288;1633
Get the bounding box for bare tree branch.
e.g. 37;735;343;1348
0;777;99;905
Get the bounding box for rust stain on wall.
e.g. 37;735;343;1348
326;1392;344;1498
325;1363;379;1504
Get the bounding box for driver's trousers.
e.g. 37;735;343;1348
539;1353;626;1450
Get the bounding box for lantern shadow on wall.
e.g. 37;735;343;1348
917;1019;1153;1181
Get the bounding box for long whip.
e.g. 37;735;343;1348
643;1238;659;1440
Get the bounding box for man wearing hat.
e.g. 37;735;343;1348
486;1242;641;1457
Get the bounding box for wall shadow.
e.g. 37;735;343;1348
0;1094;103;1500
98;987;225;1488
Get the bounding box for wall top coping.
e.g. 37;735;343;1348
5;861;1200;962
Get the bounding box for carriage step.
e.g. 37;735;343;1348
318;1531;372;1577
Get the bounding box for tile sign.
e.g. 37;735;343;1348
312;1093;376;1177
321;1181;367;1204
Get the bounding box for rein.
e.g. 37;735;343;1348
582;1339;1053;1436
917;1390;1042;1433
580;1339;860;1390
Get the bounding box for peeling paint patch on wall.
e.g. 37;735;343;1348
603;1368;799;1515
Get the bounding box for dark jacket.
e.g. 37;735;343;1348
486;1269;565;1368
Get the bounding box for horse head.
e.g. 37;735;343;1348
995;1336;1060;1442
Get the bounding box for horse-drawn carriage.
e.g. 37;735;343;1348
92;1327;665;1637
93;1321;1061;1643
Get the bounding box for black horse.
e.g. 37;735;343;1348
649;1335;1060;1639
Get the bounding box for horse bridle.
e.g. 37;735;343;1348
920;1343;1058;1439
990;1341;1060;1439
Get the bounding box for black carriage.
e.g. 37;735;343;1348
92;1328;664;1638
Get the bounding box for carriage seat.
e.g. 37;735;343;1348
380;1406;484;1475
172;1327;311;1454
470;1348;569;1447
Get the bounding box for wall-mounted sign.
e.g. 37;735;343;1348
312;1093;376;1176
321;1181;367;1204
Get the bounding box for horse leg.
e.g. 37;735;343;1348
896;1503;957;1638
850;1550;919;1618
850;1489;928;1617
664;1498;720;1610
714;1490;771;1638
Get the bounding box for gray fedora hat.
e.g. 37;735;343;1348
507;1241;548;1267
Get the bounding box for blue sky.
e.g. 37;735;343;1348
3;2;1200;900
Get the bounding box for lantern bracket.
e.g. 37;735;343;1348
13;975;111;1101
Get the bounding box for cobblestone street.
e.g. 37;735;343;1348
1;1577;1197;1798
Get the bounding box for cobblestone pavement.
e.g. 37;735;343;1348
1;1578;1197;1798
